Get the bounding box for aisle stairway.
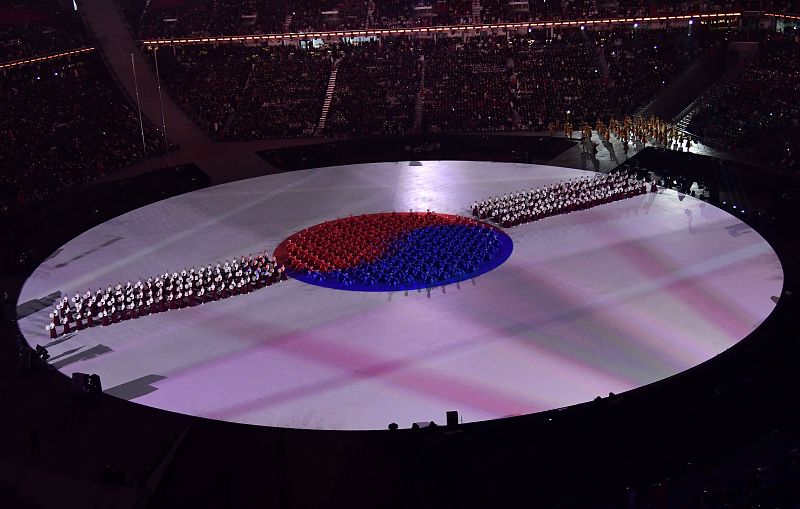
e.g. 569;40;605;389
412;57;426;132
316;61;341;135
367;0;375;27
673;42;760;132
140;0;152;23
674;98;704;132
596;45;611;81
472;0;482;23
508;57;522;128
635;43;728;120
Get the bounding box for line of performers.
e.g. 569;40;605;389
596;115;690;151
471;172;650;228
45;252;286;339
552;115;690;149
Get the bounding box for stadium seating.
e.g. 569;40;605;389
422;36;514;132
512;30;608;131
0;0;90;61
0;54;163;211
116;0;800;37
142;26;719;141
687;34;800;172
325;40;421;136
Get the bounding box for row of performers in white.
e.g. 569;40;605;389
470;172;651;228
45;252;286;338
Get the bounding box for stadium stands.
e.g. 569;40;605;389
227;46;332;139
3;4;800;508
511;29;608;130
0;54;163;211
148;44;332;139
325;40;421;136
1;3;797;204
116;0;800;37
422;36;515;132
140;25;723;142
687;34;800;172
144;45;251;139
599;26;713;115
0;0;90;61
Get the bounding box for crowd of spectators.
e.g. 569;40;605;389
373;0;415;27
692;445;800;509
522;0;799;20
146;26;717;140
143;45;249;138
645;0;799;16
226;46;331;139
511;30;608;131
325;40;421;136
0;53;163;212
288;0;369;32
118;0;800;38
137;25;797;173
599;25;712;115
123;0;288;37
687;34;799;172
423;36;515;132
149;44;332;139
0;0;90;62
287;0;475;32
136;0;215;38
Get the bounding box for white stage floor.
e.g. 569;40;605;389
18;161;784;430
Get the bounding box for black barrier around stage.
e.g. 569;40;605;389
258;133;577;171
0;163;210;278
1;139;799;509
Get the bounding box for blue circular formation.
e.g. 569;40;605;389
287;220;513;292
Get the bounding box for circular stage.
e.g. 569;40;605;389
17;161;784;430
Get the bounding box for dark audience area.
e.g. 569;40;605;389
687;34;799;172
143;45;251;138
114;0;800;38
423;36;515;132
129;23;800;175
325;40;421;136
511;29;608;130
140;25;726;143
3;5;800;507
4;19;797;207
147;44;332;139
0;0;90;61
599;25;713;115
0;53;164;212
228;46;332;139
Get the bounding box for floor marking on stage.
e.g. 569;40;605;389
51;344;113;369
16;291;62;320
105;375;167;400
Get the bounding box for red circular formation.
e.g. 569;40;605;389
274;212;513;292
275;212;492;273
